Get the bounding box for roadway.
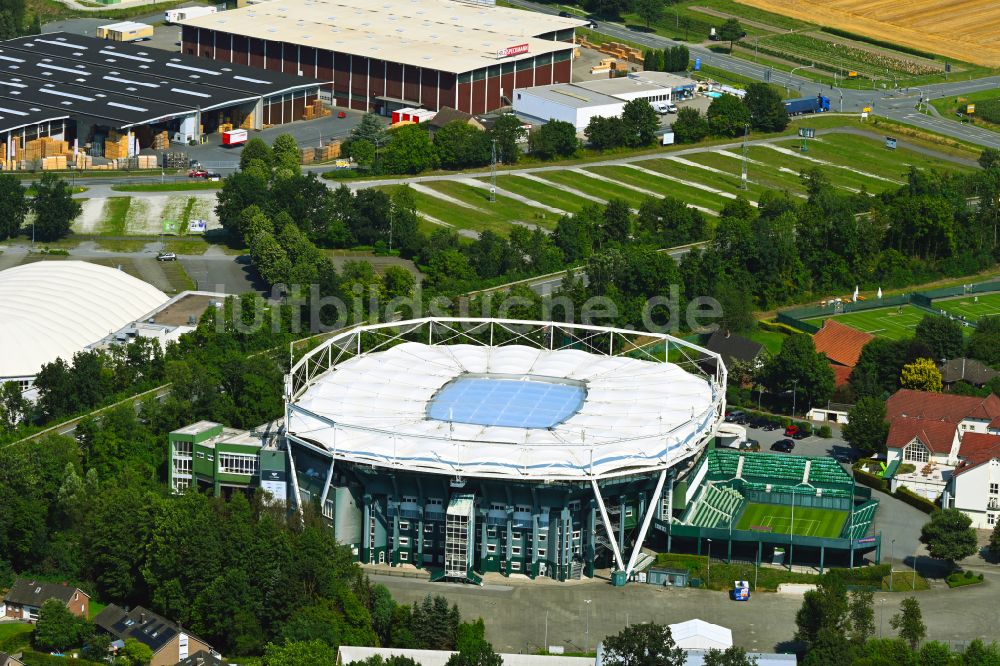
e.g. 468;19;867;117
509;0;1000;149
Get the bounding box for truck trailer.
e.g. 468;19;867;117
222;129;248;147
96;21;154;42
784;95;831;115
165;6;217;24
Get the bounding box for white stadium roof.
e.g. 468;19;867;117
287;320;724;480
0;261;169;379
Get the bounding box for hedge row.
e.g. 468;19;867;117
818;27;939;60
852;463;889;492
758;319;802;335
894;485;941;514
20;653;104;666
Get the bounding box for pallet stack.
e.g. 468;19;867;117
153;130;170;151
299;147;315;164
136;155;158;169
218;122;234;133
303;98;330;120
103;131;130;159
240;112;254;130
41;155;68;170
316;140;342;161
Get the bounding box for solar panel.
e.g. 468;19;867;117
428;376;586;429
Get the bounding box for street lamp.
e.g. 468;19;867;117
584;599;592;653
890;539;895;591
707;539;713;587
879;598;886;637
791;379;799;419
787;65;814;96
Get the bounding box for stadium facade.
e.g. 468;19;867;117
282;319;727;583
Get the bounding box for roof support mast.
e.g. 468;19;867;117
625;468;667;576
591;478;625;572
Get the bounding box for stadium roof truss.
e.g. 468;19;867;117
285;319;727;575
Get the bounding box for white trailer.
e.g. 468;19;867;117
165;6;217;24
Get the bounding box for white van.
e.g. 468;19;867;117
653;101;678;115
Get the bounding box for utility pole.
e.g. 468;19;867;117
490;138;497;203
740;124;749;191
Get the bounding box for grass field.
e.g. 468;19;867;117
934;292;1000;322
736;502;847;538
804;304;928;340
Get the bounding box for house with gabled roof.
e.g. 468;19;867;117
812;319;874;387
884;389;1000;526
2;578;89;622
94;605;212;666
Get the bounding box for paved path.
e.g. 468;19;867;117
375;563;1000;653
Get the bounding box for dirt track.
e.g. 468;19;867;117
733;0;1000;67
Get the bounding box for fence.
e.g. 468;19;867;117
776;278;1000;333
743;488;852;512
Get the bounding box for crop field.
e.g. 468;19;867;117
736;502;847;538
733;0;1000;67
754;32;942;78
933;293;1000;322
803;304;929;340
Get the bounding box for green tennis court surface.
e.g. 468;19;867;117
804;305;926;340
736;503;847;538
934;292;1000;323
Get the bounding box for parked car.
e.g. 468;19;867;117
206;172;221;181
740;439;761;452
792;428;811;440
188;168;208;178
156;252;177;262
770;439;795;453
338;111;347;118
783;425;799;437
834;453;853;464
558;10;571;17
725;410;748;424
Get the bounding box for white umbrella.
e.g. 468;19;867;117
853;285;859;302
877;287;883;299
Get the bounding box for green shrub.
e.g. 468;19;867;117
853;465;889;492
758;319;802;335
946;571;985;588
897;463;917;474
816;424;833;438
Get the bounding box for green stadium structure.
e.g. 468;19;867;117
654;449;881;571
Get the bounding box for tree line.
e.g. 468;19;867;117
0;172;83;243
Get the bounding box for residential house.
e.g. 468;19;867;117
884;389;1000;522
703;330;766;376
945;432;1000;529
939;358;1000;390
423;107;485;136
177;651;225;666
0;653;25;666
337;646;594;666
2;579;89;622
812;319;874;387
94;605;212;666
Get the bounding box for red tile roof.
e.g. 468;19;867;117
954;432;1000;476
886;418;957;454
887;389;1000;424
832;365;853;387
813;320;874;367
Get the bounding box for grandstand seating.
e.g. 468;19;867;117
807;458;854;486
841;500;879;539
687;484;745;529
708;450;741;478
740;453;807;484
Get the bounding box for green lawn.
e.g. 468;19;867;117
736;502;848;538
794;134;974;178
100;196;131;235
930;88;1000;133
679;151;808;194
804;304;928;340
532;170;633;203
745;145;898;193
111;181;223;192
488;175;593;214
746;327;788;355
589;163;744;211
0;622;33;652
933;292;1000;322
623;159;762;207
422;181;560;230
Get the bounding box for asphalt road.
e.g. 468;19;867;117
509;0;1000;149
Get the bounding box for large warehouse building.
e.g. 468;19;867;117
0;33;321;161
281;318;727;583
179;0;586;115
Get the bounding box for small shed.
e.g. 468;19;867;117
646;566;689;588
668;619;733;651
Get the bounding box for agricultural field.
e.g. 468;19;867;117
733;0;1000;68
931;88;1000;132
384;131;973;239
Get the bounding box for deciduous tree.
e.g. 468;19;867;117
488;114;526;164
919;509;978;567
621;98;660;147
900;358;943;392
671;107;709;144
32;172;81;242
842;397;889;457
914;315;964;361
890;596;926;650
718;18;744;52
34;598;83;652
707;93;751;138
600;623;686;666
743;82;788;133
433;121;491;170
381;124;438;175
634;0;663;29
0;173;27;239
529;120;578;159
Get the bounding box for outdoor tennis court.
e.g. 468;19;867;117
804;304;927;340
934;292;1000;323
735;503;848;538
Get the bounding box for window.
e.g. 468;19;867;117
218;453;257;476
399;537;409;546
207;454;214;462
174;441;192;456
572;530;581;540
538;531;548;540
487;543;496;553
196;452;205;459
490;503;505;511
512;546;521;555
989;514;996;526
427;497;443;506
400;551;409;561
487;527;497;538
403;495;417;503
537;548;546;557
174;479;190;491
991;483;999;495
515;504;531;513
173;458;192;475
399;521;409;530
425;524;435;533
625;507;634;518
511;561;521;571
904;442;929;464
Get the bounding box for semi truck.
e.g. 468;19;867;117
164;6;217;24
785;94;830;115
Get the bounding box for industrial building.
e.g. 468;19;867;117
178;0;586;115
0;33;322;164
513;71;696;129
282;318;726;583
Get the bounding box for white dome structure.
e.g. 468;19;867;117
0;261;169;384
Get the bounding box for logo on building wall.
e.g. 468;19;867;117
497;44;529;58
